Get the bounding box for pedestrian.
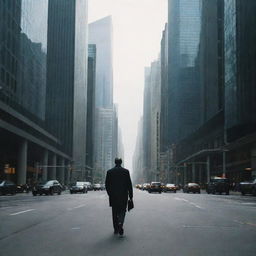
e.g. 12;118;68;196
105;158;133;236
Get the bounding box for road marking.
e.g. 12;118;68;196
234;219;256;228
71;227;81;230
189;202;204;209
174;197;189;202
183;225;237;229
67;204;86;211
10;209;35;216
174;197;204;209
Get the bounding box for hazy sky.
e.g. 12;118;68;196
88;0;167;172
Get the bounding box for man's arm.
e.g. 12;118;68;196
105;171;110;196
127;172;133;199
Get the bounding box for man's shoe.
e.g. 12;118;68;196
118;226;124;236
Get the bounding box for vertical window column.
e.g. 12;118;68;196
42;149;48;181
17;139;28;184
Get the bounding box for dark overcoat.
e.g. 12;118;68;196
105;166;133;211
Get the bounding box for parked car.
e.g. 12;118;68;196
142;183;150;191
16;184;30;193
183;183;201;193
93;183;102;191
100;184;106;190
70;181;88;194
148;182;162;193
0;180;16;195
164;183;177;193
32;180;62;196
84;182;92;191
206;177;230;195
240;178;256;196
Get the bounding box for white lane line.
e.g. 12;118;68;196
189;202;204;209
174;197;204;209
10;209;35;216
234;219;256;227
67;204;86;211
174;197;189;202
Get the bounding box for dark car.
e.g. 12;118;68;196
0;180;16;195
70;182;88;194
32;180;62;196
148;182;162;193
240;178;256;196
183;183;201;193
16;184;30;193
206;178;230;195
164;183;177;193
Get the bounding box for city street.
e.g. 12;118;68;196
0;190;256;256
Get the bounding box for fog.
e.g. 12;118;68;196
88;0;168;172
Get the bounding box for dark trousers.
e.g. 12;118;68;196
112;207;126;230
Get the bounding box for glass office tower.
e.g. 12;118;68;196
0;0;48;121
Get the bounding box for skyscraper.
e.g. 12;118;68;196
89;16;113;109
167;0;201;144
86;44;96;181
0;0;89;184
89;16;117;181
46;0;88;181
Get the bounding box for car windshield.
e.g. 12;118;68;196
211;179;229;183
44;181;53;186
188;183;198;186
151;182;161;185
76;182;84;186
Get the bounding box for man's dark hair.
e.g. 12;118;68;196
115;158;122;166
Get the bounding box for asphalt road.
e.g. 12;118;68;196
0;189;256;256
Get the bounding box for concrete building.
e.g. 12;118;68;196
0;0;89;185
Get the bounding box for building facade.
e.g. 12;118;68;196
46;0;88;182
86;44;96;182
94;107;118;183
167;0;201;145
0;0;89;184
224;0;256;179
88;16;113;109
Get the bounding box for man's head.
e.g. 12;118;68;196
115;158;122;166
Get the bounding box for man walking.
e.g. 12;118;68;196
105;158;133;236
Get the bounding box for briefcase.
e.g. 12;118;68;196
127;199;134;211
